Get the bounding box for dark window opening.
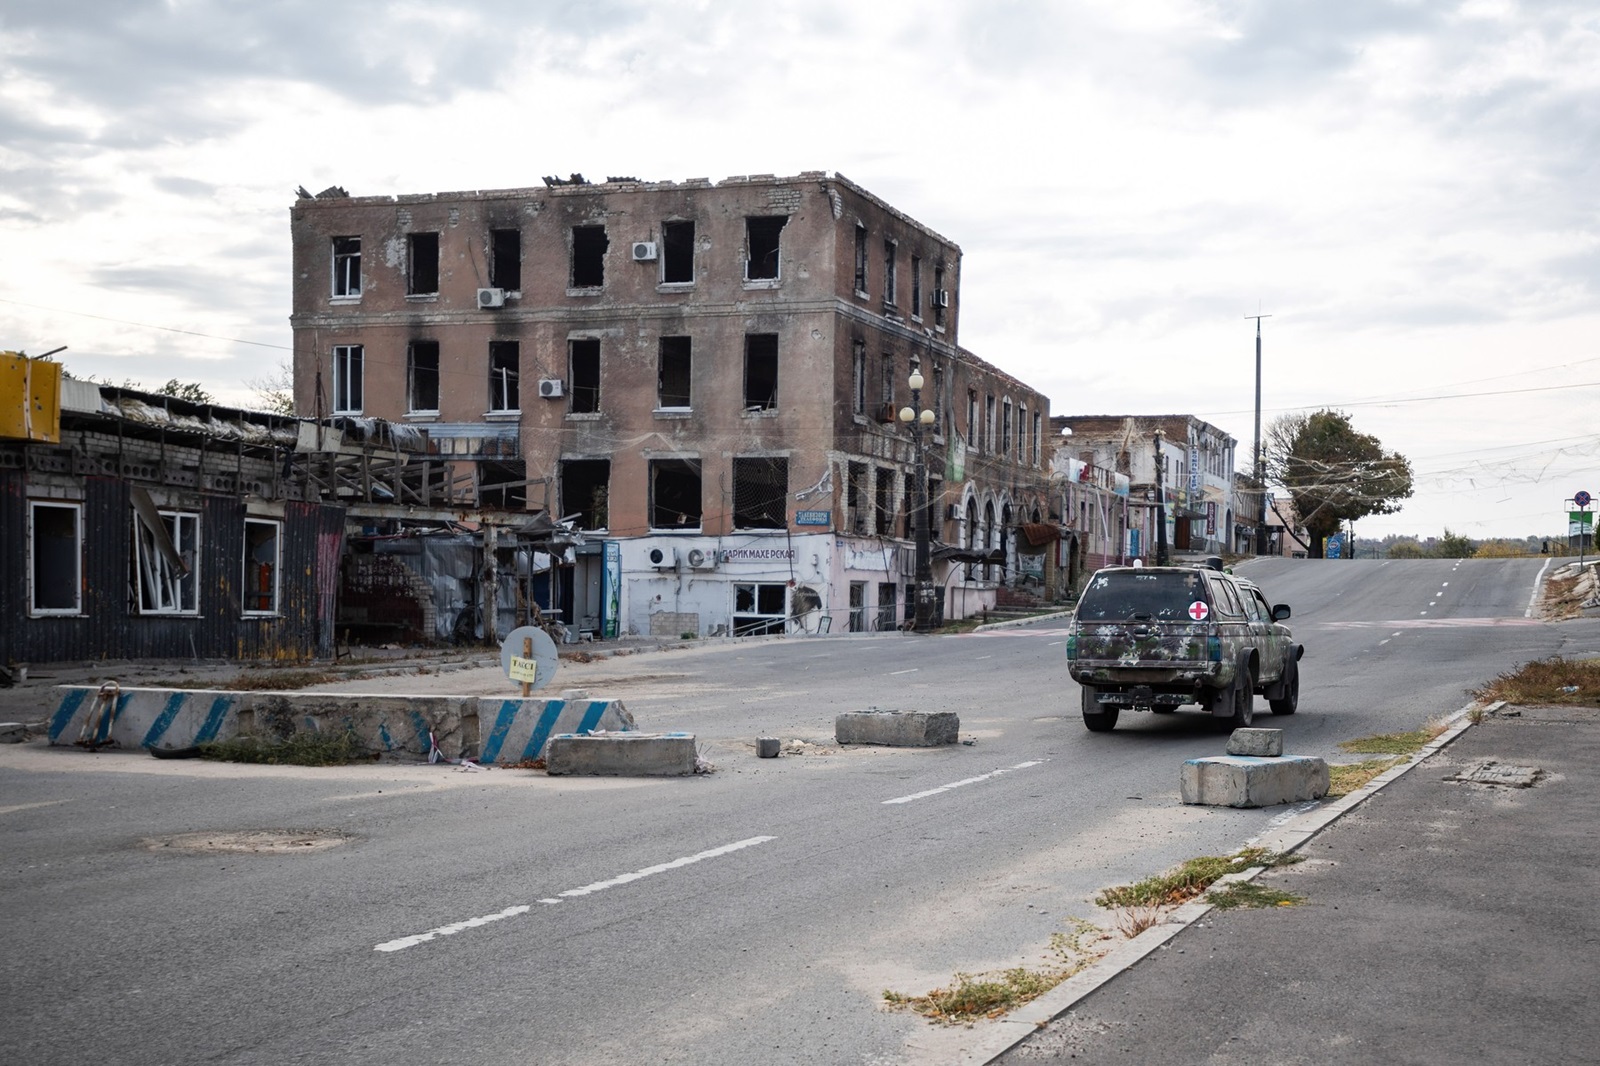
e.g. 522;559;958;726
30;502;79;613
743;334;778;411
877;582;898;632
733;456;788;529
745;216;786;280
874;467;894;535
848;581;866;632
880;353;895;419
658;336;691;409
853;225;868;292
662;220;695;283
479;460;526;510
883;239;897;306
650;458;702;529
560;459;610;530
490;228;522;290
571;225;608;288
734;583;788;636
333;344;363;414
911;255;922;317
489;341;519;412
408;340;439;413
933;263;947;327
852;341;866;415
847;461;867;533
332;236;361;296
569;338;600;413
407;232;439;295
243;519;280;614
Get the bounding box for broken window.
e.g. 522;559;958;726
560;459;610;531
853;225;868;293
479;461;527;510
662;220;694;284
407;232;439;295
1002;399;1013;457
732;456;788;529
408;340;439;413
874;467;894;535
933;365;945;432
852;341;866;415
911;255;923;318
658;336;692;409
880;353;895;420
490;228;522;290
571;225;608;288
877;582;898;633
743;334;778;411
29;501;80;614
132;504;198;615
1033;412;1043;465
883;239;897;307
649;458;702;529
848;581;866;632
745;216;786;280
933;263;947;328
333;344;363;414
569;338;600;413
332;236;361;296
243;519;280;615
489;341;519;412
734;583;788;637
1018;404;1028;462
967;389;978;445
847;461;867;533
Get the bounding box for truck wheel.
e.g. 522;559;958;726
1269;658;1299;715
1081;686;1118;732
1229;665;1256;729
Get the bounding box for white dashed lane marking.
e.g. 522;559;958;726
883;761;1045;806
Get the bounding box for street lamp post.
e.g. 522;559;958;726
1154;430;1170;567
899;368;937;631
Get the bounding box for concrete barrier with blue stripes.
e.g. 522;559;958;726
47;687;635;764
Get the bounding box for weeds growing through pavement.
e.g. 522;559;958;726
1326;757;1406;797
1094;848;1301;909
1477;655;1600;706
1207;882;1305;910
1112;905;1165;938
1338;723;1445;756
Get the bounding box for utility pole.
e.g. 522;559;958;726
1247;313;1272;556
1154;429;1170;566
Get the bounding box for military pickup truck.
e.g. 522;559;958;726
1065;563;1304;732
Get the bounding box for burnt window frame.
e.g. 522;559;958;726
242;518;281;616
745;216;786;282
570;224;608;289
732;456;789;530
648;458;702;530
28;500;81;616
657;336;692;411
407;232;439;295
743;333;778;412
331;236;361;297
661;219;695;285
569;338;600;414
883;238;897;308
407;340;440;414
490;228;522;291
560;458;611;532
488;341;520;413
332;344;363;414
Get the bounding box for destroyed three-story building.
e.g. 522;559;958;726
289;172;1057;641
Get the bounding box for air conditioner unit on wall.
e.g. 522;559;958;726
477;287;506;309
685;548;716;569
631;241;658;261
647;546;679;569
538;379;564;399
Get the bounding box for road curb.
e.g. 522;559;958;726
956;698;1488;1066
970;609;1074;632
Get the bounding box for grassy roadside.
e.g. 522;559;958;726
1324;722;1448;796
1477;655;1600;706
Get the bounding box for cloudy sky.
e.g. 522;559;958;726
2;0;1596;541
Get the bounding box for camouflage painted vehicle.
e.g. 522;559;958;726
1065;564;1304;732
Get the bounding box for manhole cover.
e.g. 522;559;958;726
1448;761;1543;788
143;829;353;855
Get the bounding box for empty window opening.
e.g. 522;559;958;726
1002;400;1013;457
408;232;439;295
1033;412;1043;465
1018;404;1028;462
333;344;363;414
571;225;608;288
662;220;695;283
874;467;894;535
243;519;280;615
877;582;898;633
479;460;527;510
408;340;439;413
734;583;788;637
985;394;997;452
332;236;361;296
967;389;979;444
658;336;692;409
743;334;778;411
560;459;610;531
733;456;788;529
490;228;522;290
883;239;897;306
911;255;923;318
29;501;80;614
489;341;520;412
933;366;945;431
853;225;868;293
848;581;867;632
650;458;702;529
132;504;198;615
746;216;786;280
847;461;867;533
933;263;947;327
852;341;866;415
879;353;895;420
569;339;600;413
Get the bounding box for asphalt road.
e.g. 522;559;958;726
0;557;1577;1065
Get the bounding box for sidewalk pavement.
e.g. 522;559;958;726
989;704;1600;1065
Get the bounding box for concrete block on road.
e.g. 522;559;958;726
1226;728;1284;757
1181;754;1329;808
544;732;697;776
756;737;780;758
835;710;959;747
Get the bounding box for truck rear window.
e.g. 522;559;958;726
1076;570;1208;622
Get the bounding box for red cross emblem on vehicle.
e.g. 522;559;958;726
1188;601;1209;621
